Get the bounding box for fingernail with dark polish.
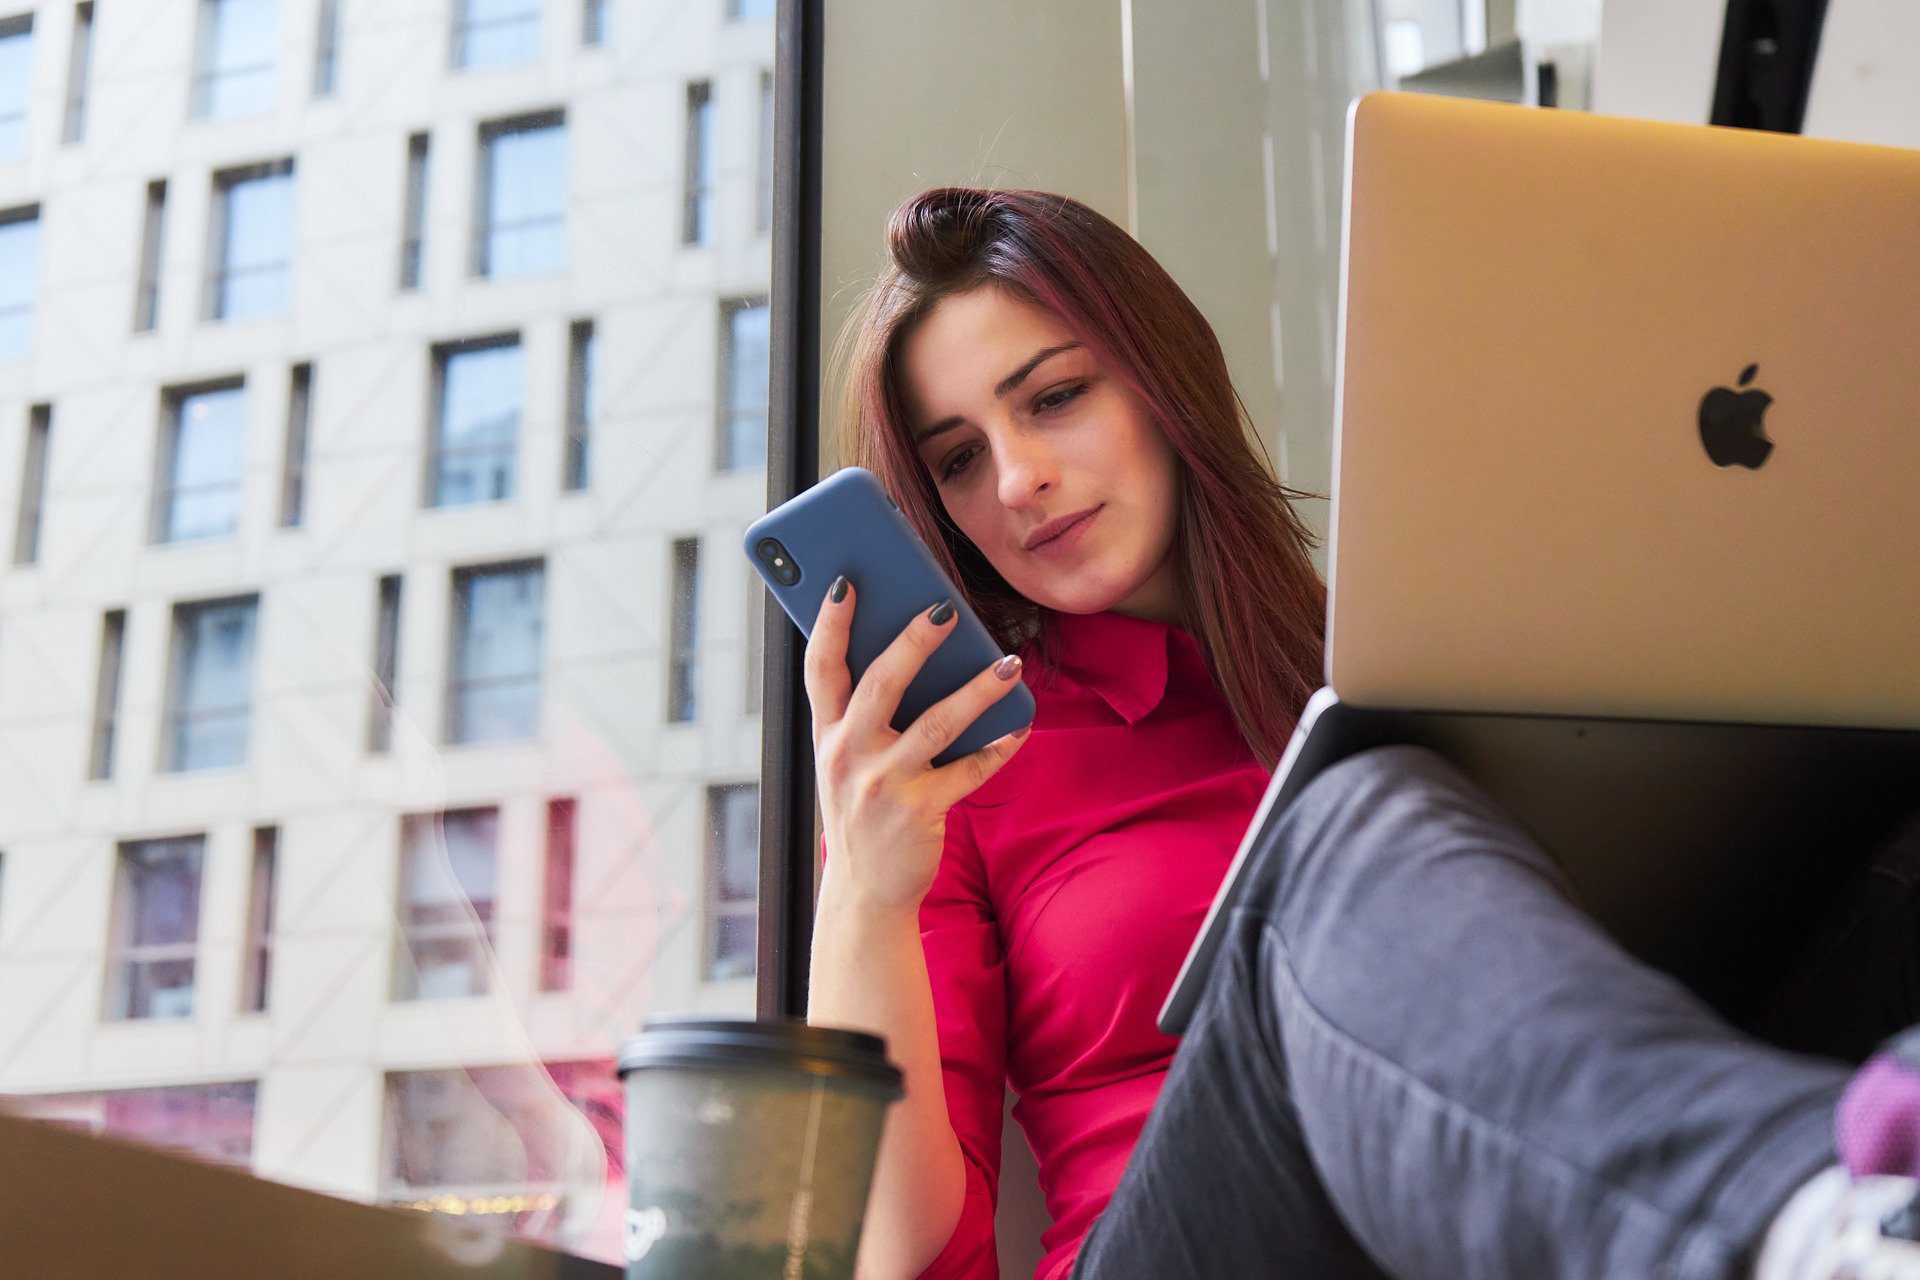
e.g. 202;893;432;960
994;655;1022;680
928;599;955;626
829;575;849;603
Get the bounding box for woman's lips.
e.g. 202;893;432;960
1027;505;1101;557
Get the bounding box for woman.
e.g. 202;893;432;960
802;186;1920;1280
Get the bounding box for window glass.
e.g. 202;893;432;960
108;836;206;1019
704;784;758;981
432;338;521;506
0;208;41;359
194;0;279;118
161;384;247;542
0;17;31;160
454;0;541;70
720;299;769;469
477;117;565;277
211;163;295;321
0;5;774;1265
449;562;544;743
166;596;260;771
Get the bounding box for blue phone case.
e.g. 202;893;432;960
745;467;1036;765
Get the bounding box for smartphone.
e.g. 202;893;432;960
745;467;1036;765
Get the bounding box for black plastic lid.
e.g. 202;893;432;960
617;1017;904;1098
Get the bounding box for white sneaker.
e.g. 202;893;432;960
1758;1167;1920;1280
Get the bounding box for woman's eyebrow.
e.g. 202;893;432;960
913;342;1082;445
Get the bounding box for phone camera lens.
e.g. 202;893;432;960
757;538;801;587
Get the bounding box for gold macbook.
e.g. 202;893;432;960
1328;91;1920;729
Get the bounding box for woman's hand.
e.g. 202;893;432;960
805;577;1030;914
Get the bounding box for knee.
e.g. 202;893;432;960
1257;744;1534;922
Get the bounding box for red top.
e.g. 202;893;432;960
910;608;1274;1280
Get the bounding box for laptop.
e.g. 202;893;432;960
0;1107;619;1280
1160;92;1920;1035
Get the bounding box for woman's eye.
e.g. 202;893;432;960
1036;382;1087;413
941;445;980;480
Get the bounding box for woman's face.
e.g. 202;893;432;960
896;283;1183;621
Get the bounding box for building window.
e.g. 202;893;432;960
667;538;699;723
164;595;260;772
474;112;565;278
106;836;206;1020
717;298;769;470
539;798;575;991
134;181;168;332
704;784;758;980
682;81;713;245
88;608;126;780
13;402;49;565
5;1081;258;1167
206;160;295;321
312;0;340;95
156;380;246;543
0;205;41;359
380;1061;618;1220
451;0;540;70
428;335;521;507
0;15;30;161
368;573;401;752
399;132;429;289
241;826;277;1012
448;561;544;744
393;807;498;1000
62;3;95;143
727;0;773;21
756;69;774;234
562;319;594;491
581;0;604;45
279;362;311;527
191;0;279;119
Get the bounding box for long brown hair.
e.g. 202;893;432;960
832;187;1325;766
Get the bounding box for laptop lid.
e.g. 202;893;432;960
1327;91;1920;730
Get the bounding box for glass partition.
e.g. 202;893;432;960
0;0;777;1264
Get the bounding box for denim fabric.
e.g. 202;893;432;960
1071;745;1852;1280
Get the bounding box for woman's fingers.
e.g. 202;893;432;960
802;575;855;736
841;598;959;739
885;652;1027;772
921;723;1032;811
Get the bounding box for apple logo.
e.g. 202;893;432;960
1698;364;1775;469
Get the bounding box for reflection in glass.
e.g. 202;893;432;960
563;319;595;491
7;1081;258;1167
13;402;49;564
667;539;700;723
448;562;545;744
107;836;206;1019
476;115;566;277
165;596;260;771
395;808;499;1000
159;383;247;542
193;0;279;118
683;81;714;245
134;181;168;331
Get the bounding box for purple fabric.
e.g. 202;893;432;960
1838;1054;1920;1176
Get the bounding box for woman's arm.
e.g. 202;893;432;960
809;878;966;1279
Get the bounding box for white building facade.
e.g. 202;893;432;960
0;0;773;1261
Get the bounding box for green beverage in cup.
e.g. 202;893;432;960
618;1018;904;1280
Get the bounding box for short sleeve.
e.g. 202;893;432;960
816;808;1010;1279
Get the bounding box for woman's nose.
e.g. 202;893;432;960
996;431;1059;509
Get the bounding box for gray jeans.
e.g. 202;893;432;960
1071;745;1852;1280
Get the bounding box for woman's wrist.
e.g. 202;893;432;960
815;861;924;927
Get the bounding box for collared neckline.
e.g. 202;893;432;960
1038;608;1186;725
